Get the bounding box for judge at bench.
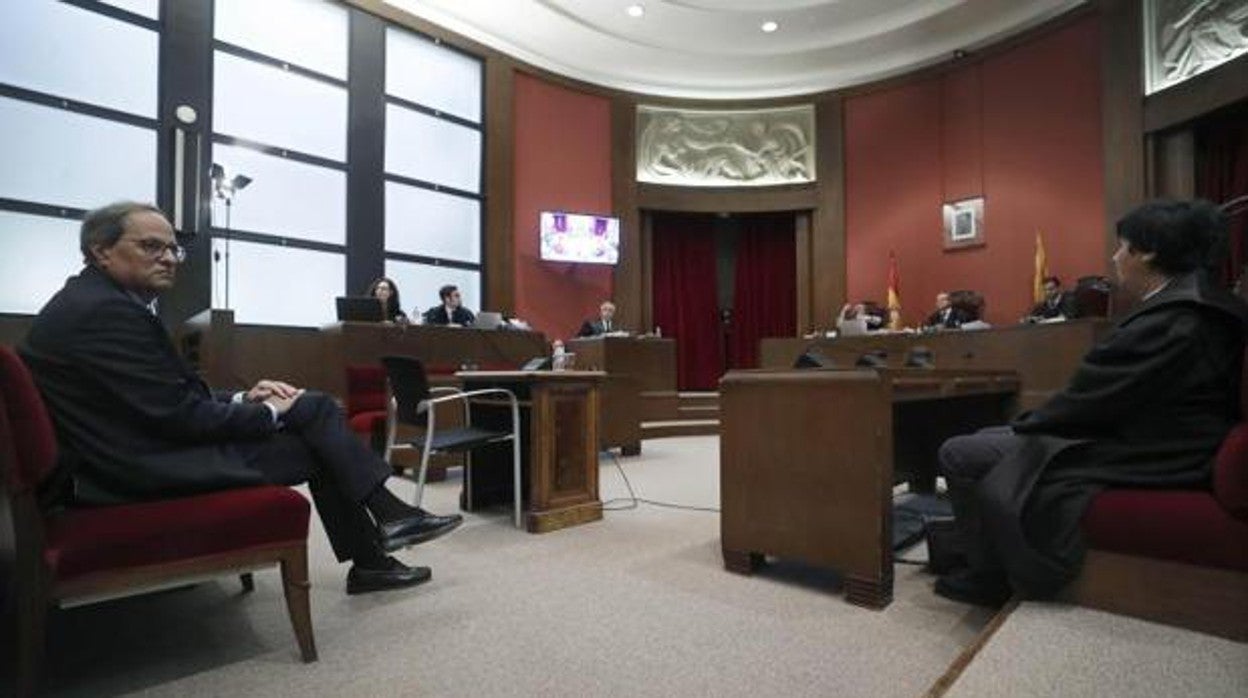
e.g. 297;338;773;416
577;300;620;337
924;292;971;329
1027;276;1078;321
934;199;1248;606
20;202;464;596
422;284;476;326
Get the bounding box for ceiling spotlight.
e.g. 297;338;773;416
626;4;644;17
761;20;779;33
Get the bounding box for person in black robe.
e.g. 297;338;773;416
934;199;1248;605
925;292;972;329
21;202;463;595
1026;275;1078;320
578;300;620;337
422;284;476;326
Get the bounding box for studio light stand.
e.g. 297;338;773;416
209;163;252;310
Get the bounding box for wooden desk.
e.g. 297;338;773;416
720;368;1019;609
457;370;604;533
568;336;668;455
320;322;549;397
759;319;1108;411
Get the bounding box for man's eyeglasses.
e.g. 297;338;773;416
129;237;187;263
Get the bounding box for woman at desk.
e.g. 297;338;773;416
366;276;408;324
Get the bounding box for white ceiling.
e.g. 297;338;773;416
383;0;1088;100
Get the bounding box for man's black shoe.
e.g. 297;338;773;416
378;509;463;552
934;568;1012;608
346;556;432;595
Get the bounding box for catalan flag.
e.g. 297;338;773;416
1033;231;1049;305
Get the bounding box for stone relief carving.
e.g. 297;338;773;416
1146;0;1248;94
636;105;815;187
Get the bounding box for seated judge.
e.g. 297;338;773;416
1026;275;1077;321
422;284;476;326
933;199;1247;607
924;292;971;329
366;276;408;324
20;202;463;596
577;300;621;337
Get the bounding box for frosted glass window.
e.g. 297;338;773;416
215;0;348;80
210;144;345;244
385;182;479;262
385;27;482;123
385;104;481;193
214;51;347;161
386;260;480;318
97;0;160;19
0;0;158;117
0;211;82;314
213;239;343;327
0;97;156;211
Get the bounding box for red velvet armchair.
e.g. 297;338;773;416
1068;350;1248;641
0;347;317;697
346;364;389;455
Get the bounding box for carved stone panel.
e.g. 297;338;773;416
1145;0;1248;94
636;105;816;187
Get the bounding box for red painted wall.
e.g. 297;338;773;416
845;16;1106;326
512;72;614;341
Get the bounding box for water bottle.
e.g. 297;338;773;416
552;340;566;370
654;326;662;338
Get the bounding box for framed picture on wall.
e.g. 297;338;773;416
942;197;985;250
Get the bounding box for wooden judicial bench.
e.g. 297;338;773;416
567;336;677;454
456;370;605;533
720;368;1019;608
759;319;1109;411
570;336;678;423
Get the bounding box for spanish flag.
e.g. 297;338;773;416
887;251;902;329
1033;231;1049;305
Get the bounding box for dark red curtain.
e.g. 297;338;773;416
1196;106;1248;285
651;213;722;390
729;214;797;369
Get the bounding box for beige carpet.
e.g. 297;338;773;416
42;436;997;697
946;602;1248;697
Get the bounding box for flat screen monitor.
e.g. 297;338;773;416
336;296;385;323
539;211;620;265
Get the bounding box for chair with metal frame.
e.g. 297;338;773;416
380;356;523;527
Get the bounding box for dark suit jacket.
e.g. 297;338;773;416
924;307;971;329
20;266;274;504
422;305;476;326
576;319;615;337
1029;292;1077;319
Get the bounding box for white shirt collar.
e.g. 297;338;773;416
1141;278;1171;302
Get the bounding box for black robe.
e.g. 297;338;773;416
979;271;1247;596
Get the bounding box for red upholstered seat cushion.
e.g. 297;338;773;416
348;410;386;436
345;365;387;416
1082;489;1248;572
0;346;59;494
1213;423;1248;519
44;485;310;583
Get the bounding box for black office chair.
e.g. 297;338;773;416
381;356;523;528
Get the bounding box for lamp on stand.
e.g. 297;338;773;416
209;163;252;310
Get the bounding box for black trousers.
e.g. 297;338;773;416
238;392;391;563
936;425;1020;576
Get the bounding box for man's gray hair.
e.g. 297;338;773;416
80;201;165;265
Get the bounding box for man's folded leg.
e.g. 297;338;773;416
241;430;452;594
278;391;463;550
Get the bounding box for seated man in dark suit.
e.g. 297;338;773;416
924;292;971;329
1026;276;1078;320
577;300;619;337
934;200;1247;606
20;202;463;596
422;284;476;326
